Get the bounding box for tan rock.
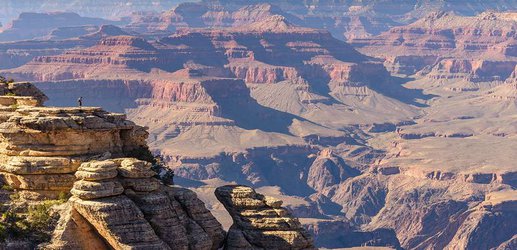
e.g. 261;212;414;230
79;160;118;171
71;180;124;200
75;169;118;181
215;185;316;250
1;172;75;191
119;177;160;192
117;158;155;178
71;196;170;249
125;189;202;250
74;160;119;181
46;203;110;250
165;187;226;250
0;156;78;174
0;85;150;199
264;195;283;208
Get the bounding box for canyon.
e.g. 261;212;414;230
0;1;516;249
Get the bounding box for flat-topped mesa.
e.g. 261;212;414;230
50;158;225;250
0;82;150;199
215;185;316;250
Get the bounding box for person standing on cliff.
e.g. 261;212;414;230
77;96;83;107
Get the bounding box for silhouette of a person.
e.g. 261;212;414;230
77;97;83;107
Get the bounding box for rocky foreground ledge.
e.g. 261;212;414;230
0;82;315;249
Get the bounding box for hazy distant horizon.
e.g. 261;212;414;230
0;0;195;24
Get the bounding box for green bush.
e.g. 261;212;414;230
126;147;157;164
57;191;69;202
0;199;64;243
27;204;51;231
1;184;13;191
9;192;20;200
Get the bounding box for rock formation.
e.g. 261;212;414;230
0;82;149;199
215;185;316;250
50;158;226;250
124;1;517;40
351;11;517;78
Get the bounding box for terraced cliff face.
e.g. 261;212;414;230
351;11;517;78
2;16;418;160
0;82;149;200
125;1;517;41
0;24;130;70
49;159;226;250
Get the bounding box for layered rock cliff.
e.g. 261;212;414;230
351;11;517;79
0;82;148;200
2;6;516;249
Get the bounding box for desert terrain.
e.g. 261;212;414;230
0;1;516;249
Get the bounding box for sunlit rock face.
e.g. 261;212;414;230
50;158;226;250
0;82;149;199
215;185;316;250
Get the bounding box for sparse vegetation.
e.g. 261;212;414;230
126;146;157;164
9;192;20;200
151;154;175;185
0;197;65;244
0;75;14;84
57;191;69;202
1;185;13;191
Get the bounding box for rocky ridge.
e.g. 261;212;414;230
351;11;517;79
125;1;517;40
0;12;121;42
0;17;421;181
0;24;131;70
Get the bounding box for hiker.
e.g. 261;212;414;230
77;97;83;107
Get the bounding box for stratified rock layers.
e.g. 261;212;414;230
215;185;316;250
51;158;226;250
0;83;148;199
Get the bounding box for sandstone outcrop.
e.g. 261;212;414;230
0;82;149;199
215;185;316;250
71;160;124;200
50;158;227;250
